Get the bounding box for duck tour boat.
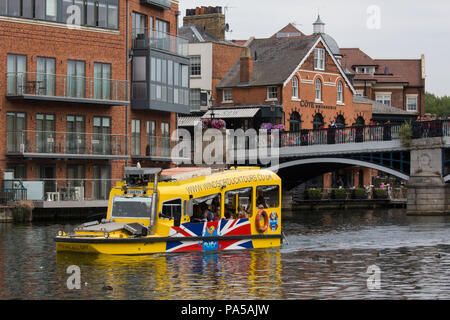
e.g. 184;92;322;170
55;166;283;255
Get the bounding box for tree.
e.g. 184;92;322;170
425;92;450;118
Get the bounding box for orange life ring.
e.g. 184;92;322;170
255;210;269;233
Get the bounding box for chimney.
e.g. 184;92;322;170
183;6;226;40
240;47;253;84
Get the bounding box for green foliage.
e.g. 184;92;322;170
425;92;450;118
305;188;322;199
373;188;388;199
331;188;348;199
352;188;367;199
398;121;413;147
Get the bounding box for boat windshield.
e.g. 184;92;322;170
111;196;152;219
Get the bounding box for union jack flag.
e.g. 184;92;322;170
166;218;253;253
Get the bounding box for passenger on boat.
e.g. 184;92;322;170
214;206;221;221
192;205;205;223
256;194;268;208
238;205;249;219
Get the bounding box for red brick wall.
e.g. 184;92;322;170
0;0;180;183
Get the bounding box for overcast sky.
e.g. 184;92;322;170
179;0;450;97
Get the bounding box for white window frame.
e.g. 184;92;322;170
267;86;278;101
314;48;325;71
292;76;299;99
315;79;322;103
337;81;344;104
406;95;418;112
376;93;391;106
223;89;233;103
190;55;201;77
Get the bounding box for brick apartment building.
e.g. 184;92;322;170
341;48;425;118
0;0;190;201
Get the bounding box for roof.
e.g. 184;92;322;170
341;48;424;87
178;115;203;127
354;96;416;116
217;35;320;88
179;25;240;46
202;108;261;119
271;23;304;39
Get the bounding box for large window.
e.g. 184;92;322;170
7;54;27;95
315;79;322;102
225;187;253;219
376;94;391;106
37;57;56;96
36;114;55;153
93;116;111;155
66;115;85;154
146;120;156;156
161;122;170;157
93;165;110;200
407;96;418;112
314;48;325;70
93;62;111;100
0;0;118;29
292;76;299;98
256;185;280;209
67;60;85;98
132;11;147;40
190;88;201;111
6;112;26;153
131;119;141;156
190;56;201;77
337;81;344;104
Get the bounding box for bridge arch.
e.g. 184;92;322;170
269;157;410;181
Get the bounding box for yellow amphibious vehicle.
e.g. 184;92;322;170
55;166;282;255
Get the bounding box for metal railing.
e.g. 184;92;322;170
302;187;407;201
6;72;129;102
132;28;189;56
132;135;177;158
0;179;27;205
280;121;450;147
6;131;128;157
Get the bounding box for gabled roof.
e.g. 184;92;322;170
271;23;304;39
217;35;320;88
341;48;378;67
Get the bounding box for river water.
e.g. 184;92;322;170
1;208;450;300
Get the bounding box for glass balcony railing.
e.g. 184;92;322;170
6;72;129;104
132;28;189;57
6;131;128;158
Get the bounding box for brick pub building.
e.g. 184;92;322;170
0;0;190;202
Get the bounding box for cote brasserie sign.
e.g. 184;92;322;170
299;100;337;110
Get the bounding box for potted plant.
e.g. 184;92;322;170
305;188;322;200
373;188;388;199
331;188;348;200
352;188;367;200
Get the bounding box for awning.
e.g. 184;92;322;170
178;116;202;127
202;108;260;119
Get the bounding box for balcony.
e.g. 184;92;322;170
6;131;128;160
131;135;188;162
5;72;129;106
140;0;172;10
132;29;189;57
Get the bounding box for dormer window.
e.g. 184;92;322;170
314;48;325;70
356;67;375;75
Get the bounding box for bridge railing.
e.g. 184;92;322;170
280;120;450;148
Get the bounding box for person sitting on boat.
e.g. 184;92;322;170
238;205;248;219
192;205;205;223
200;203;214;222
214;206;221;221
256;194;268;208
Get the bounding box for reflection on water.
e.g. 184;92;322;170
1;209;450;299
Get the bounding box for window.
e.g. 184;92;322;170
7;164;27;180
132;56;147;100
223;89;233;102
36;114;55;153
376;94;391;106
189;193;221;221
37;57;56;96
111;196;152;219
67;60;85;98
67;164;85;188
337;81;344;103
93;116;111;155
6;54;27;95
407;95;418;112
289;112;301;132
94;62;111;100
131;119;141;156
190;89;201;111
190;56;201;77
313;113;324;130
6;112;26;153
93;165;111;200
267;86;278;100
292;76;299;98
146;120;156;156
256;185;280;209
315;79;322;102
66;115;85;154
161;122;170;157
132;12;147;39
314;48;325;70
225;187;253;219
161;199;182;220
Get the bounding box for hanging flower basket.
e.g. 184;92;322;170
202;118;226;129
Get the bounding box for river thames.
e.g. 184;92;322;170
1;208;450;300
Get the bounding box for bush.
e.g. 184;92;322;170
373;188;388;199
305;188;322;200
331;188;348;199
398;121;413;147
11;201;34;223
352;188;367;199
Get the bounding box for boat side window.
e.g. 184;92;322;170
111;196;152;219
190;193;221;223
225;187;253;219
256;185;280;209
161;199;182;222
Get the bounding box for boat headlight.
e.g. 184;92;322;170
57;231;64;237
104;232;110;239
